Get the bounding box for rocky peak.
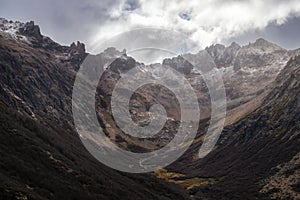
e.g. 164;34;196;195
205;42;241;68
243;38;286;53
162;55;193;74
70;41;86;55
228;42;241;51
69;41;87;64
0;18;29;43
19;21;43;42
232;38;289;71
253;38;270;45
205;44;226;57
109;56;136;73
103;47;124;57
83;47;134;78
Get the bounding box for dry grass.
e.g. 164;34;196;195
225;92;267;126
155;169;218;190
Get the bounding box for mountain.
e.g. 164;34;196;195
0;18;299;200
160;38;292;125
0;19;189;200
166;55;300;199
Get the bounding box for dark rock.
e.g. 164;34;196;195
162;55;193;74
69;41;87;63
205;42;241;68
19;21;43;42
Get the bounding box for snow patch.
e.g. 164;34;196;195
0;18;30;44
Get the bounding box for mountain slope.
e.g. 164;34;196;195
167;56;300;199
0;19;189;200
1;18;299;200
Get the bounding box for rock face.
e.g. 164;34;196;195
0;18;87;62
162;56;194;74
70;41;85;55
69;41;87;63
19;21;43;42
205;38;287;71
205;42;241;68
162;38;292;121
233;38;287;71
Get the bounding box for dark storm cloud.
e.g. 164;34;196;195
0;0;120;47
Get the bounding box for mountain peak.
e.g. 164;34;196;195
205;42;241;68
249;38;285;51
252;38;275;47
255;38;269;44
103;47;126;57
19;20;43;42
70;41;86;54
229;41;241;49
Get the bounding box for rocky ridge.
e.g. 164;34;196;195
0;19;189;200
166;55;300;199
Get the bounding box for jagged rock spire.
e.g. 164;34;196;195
19;21;43;42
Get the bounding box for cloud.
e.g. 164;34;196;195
0;0;121;46
92;0;300;52
1;0;300;54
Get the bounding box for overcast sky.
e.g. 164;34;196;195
1;0;300;54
